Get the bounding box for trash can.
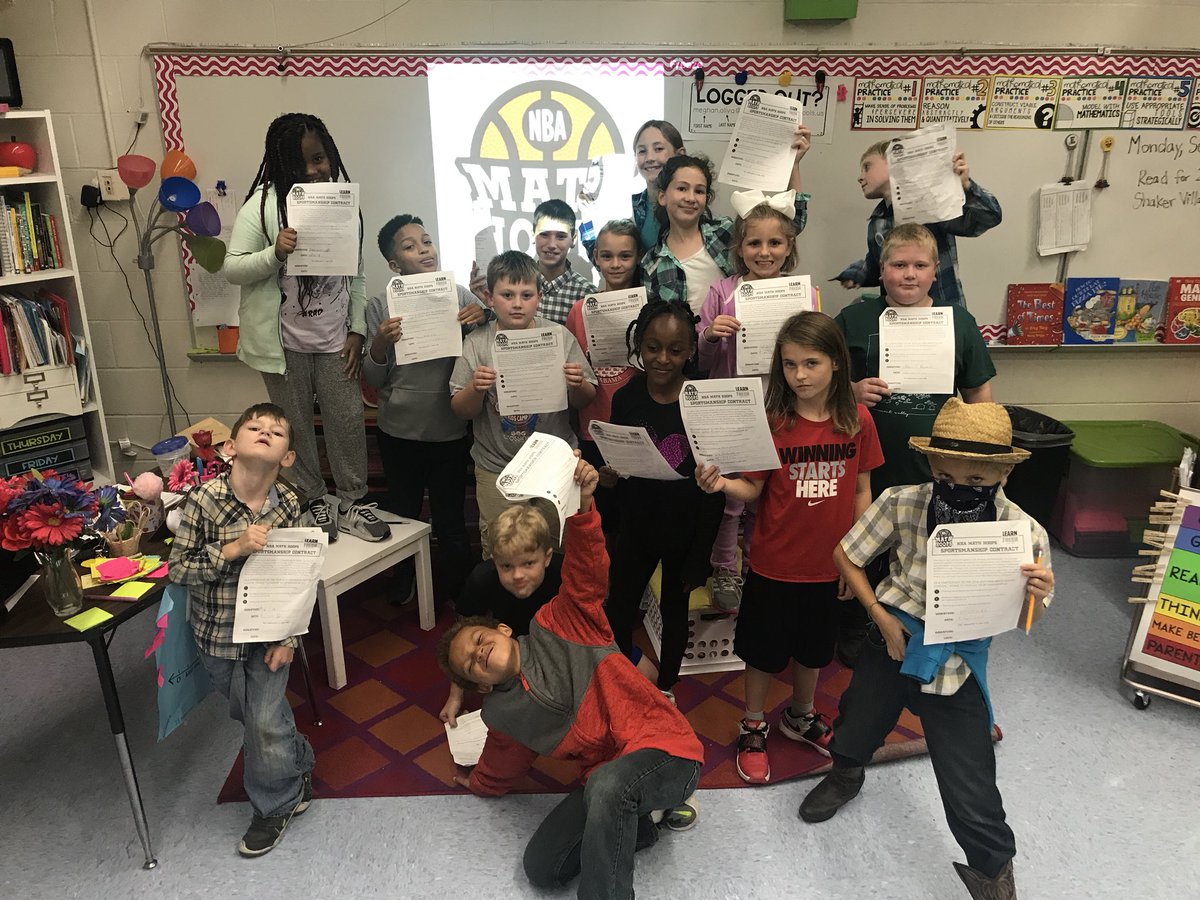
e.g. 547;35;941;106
1002;406;1075;529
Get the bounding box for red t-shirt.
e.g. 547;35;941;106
565;300;637;441
745;404;883;583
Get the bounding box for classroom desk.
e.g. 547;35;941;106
0;561;164;871
317;519;434;689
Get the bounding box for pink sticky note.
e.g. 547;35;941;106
157;665;165;688
144;628;165;660
145;563;169;579
98;557;140;581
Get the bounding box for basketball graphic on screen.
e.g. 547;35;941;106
456;81;624;258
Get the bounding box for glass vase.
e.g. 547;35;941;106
39;550;84;618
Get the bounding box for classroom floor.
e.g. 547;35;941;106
0;549;1195;900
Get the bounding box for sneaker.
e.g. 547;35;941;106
293;771;314;816
736;719;770;784
338;501;390;542
778;708;834;757
238;811;295;857
660;689;676;707
710;567;744;612
798;766;865;823
305;497;338;543
659;794;699;832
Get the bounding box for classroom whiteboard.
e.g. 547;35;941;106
156;52;1200;331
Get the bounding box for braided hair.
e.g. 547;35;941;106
624;298;699;372
245;113;357;306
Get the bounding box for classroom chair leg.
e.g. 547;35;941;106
296;642;323;726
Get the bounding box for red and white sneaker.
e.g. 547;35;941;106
778;708;833;757
736;719;771;784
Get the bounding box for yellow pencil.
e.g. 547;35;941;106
1024;550;1043;634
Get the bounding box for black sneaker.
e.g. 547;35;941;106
306;497;338;543
238;811;295;857
293;771;313;816
799;766;865;823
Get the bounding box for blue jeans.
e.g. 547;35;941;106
829;623;1015;878
522;749;700;900
201;647;315;819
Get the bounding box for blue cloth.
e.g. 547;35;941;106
154;584;213;741
892;607;994;727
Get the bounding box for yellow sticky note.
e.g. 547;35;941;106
65;608;114;631
110;581;155;599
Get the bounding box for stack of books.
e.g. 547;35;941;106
0;192;66;276
0;289;75;374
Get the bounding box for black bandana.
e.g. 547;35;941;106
926;481;999;536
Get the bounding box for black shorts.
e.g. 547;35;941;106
733;570;840;673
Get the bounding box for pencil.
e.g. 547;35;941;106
1024;550;1043;634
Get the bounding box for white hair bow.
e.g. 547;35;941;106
730;189;796;220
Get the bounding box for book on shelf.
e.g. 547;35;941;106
1164;276;1200;345
1062;276;1119;345
0;192;64;276
1005;283;1064;345
0;288;78;374
1114;279;1168;343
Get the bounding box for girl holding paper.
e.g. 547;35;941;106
695;312;883;785
600;300;725;701
225;112;387;544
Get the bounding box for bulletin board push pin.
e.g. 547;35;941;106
694;68;705;100
1095;136;1115;189
814;69;827;98
734;71;748;86
778;71;793;87
837;84;848;103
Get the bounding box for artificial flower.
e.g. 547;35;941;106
93;485;126;532
192;429;216;462
1;514;33;551
21;503;84;546
168;457;200;492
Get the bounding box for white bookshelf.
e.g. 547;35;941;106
0;110;113;484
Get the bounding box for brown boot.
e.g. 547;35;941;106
952;859;1016;900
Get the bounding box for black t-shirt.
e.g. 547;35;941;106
455;556;564;636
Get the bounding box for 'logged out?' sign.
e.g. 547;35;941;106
685;78;830;140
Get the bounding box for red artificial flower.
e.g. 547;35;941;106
0;481;20;516
21;503;83;547
1;514;34;551
192;429;216;462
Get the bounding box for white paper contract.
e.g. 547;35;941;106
1036;182;1092;256
445;710;488;767
385;272;463;364
588;421;686;481
878;307;955;395
232;528;329;643
496;433;581;543
924;519;1034;644
493;328;568;416
284;182;360;276
473;224;499;274
886;123;965;225
718;92;802;191
734;275;816;376
679;378;780;474
581;287;646;368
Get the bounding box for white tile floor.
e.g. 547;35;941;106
0;550;1196;899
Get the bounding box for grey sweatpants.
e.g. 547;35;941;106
261;349;367;505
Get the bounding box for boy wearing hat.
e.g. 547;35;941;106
800;399;1054;900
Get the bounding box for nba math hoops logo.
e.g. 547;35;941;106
883;309;899;322
498;474;517;490
495;333;510;348
393;279;404;291
934;527;954;548
289;185;306;202
738;282;755;298
584;296;600;312
456;81;624;255
683;384;698;399
747;93;761;111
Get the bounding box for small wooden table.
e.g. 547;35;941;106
316;519;434;689
0;559;165;870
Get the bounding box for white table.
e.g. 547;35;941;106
316;519;434;689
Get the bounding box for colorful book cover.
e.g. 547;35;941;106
1114;280;1168;343
9;206;24;274
1062;277;1119;344
1164;277;1200;344
13;202;32;274
38;212;56;268
22;191;39;271
48;213;64;270
1006;283;1064;345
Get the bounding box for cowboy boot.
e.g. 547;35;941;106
952;859;1016;900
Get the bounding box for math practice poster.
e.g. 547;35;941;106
427;62;663;280
851;78;920;130
918;77;991;129
986;76;1060;129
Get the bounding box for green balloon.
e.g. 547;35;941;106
183;234;227;273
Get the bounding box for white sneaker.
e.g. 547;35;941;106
337;501;391;542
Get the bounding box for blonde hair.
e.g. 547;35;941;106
732;204;799;276
490;504;552;557
881;223;939;266
861;139;891;163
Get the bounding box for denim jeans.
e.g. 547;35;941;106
829;623;1016;878
201;647;315;819
522;749;700;900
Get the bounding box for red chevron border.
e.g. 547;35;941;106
154;52;1197;320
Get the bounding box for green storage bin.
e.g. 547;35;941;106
784;0;858;21
1065;420;1196;468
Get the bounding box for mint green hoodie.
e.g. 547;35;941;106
224;185;366;375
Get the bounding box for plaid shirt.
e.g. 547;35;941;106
168;473;303;659
840;482;1052;696
538;261;596;325
642;194;810;305
836;181;1001;309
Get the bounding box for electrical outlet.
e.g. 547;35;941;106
98;169;129;202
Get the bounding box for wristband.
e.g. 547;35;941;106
867;600;881;616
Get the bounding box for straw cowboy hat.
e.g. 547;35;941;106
908;398;1031;465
